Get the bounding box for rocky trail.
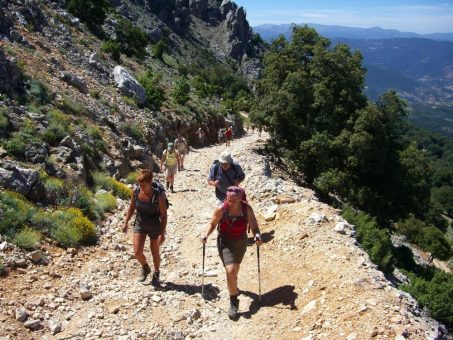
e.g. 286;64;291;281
0;133;447;339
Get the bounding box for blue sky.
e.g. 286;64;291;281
233;0;453;33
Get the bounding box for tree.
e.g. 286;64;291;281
115;18;148;58
172;77;190;105
67;0;109;25
138;71;165;109
153;41;167;61
431;186;453;216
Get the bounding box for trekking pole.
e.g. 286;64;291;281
201;242;206;297
257;245;262;304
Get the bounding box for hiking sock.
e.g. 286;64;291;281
228;295;239;320
138;263;151;283
151;271;160;286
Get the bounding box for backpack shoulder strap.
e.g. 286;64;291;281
134;186;140;203
214;162;220;178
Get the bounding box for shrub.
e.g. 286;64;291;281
4;119;43;159
66;0;109;25
401;270;453;329
12;227;41;250
0;191;36;236
172;77;190;105
50;208;97;247
0;107;9;131
41;109;71;145
137;71;165;109
119;122;146;143
0;257;4;275
29;79;49;104
101;40;121;62
94;192;117;217
342;206;394;273
152;40;166;60
63;185;95;219
125;172;138;184
115;18;148;58
90;90;100;99
58;96;87;116
432;186;453;216
39;171;66;204
92;172;132;199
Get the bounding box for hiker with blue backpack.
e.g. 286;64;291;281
123;169;168;286
201;186;262;320
207;150;245;205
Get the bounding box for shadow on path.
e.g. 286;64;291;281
158;282;220;301
248;230;275;245
239;285;298;319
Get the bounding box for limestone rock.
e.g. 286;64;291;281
113;66;147;105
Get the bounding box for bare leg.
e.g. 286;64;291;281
225;263;240;296
133;233;147;265
150;238;161;272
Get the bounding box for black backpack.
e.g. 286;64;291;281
134;181;170;210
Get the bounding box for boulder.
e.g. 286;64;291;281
0;49;25;99
60;72;88;94
0;160;45;200
189;0;208;19
113;66;147;105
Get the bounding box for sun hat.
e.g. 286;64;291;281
218;150;233;164
167;142;174;150
226;186;244;199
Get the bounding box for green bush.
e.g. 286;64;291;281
401;270;453;328
0;257;4;275
49;208;97;247
12;227;41;250
29;79;49;104
152;40;166;60
66;0;109;25
137;71;165;109
0;191;36;236
92;172;132;199
39;171;66;204
58;96;87;116
120;122;146;143
4;119;43;159
115;18;148;58
342;207;394;273
41;109;71;145
172;77;190;105
101;40;121;62
125;172;138;184
94;192;117;217
0;107;9;131
63;185;95;219
432;186;453;216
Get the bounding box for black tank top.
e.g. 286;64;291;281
135;187;161;231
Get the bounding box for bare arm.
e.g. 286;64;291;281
123;191;136;232
202;207;223;242
247;205;262;246
160;152;166;171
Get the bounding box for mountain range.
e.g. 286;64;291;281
254;23;453;137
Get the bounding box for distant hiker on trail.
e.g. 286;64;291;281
123;169;167;286
207;150;245;204
202;186;262;320
174;134;188;170
218;128;225;145
197;127;205;147
160;142;180;193
225;126;232;146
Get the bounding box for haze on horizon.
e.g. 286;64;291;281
233;0;453;34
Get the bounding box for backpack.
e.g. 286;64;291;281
134;181;170;211
218;200;249;239
213;160;238;179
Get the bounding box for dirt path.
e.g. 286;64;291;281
0;133;447;339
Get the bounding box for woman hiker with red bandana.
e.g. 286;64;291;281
202;186;262;320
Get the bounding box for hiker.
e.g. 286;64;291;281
123;169;167;286
225;126;232;146
160;142;180;193
174;134;188;170
207;150;245;204
201;186;262;320
218;128;224;145
197;127;205;147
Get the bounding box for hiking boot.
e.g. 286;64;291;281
228;297;239;320
151;271;160;287
138;264;151;283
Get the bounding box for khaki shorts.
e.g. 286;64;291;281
165;164;177;177
178;149;187;156
217;234;247;266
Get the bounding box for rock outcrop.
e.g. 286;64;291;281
112;66;147;105
0;49;24;99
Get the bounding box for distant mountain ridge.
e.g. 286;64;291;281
254;23;453;42
253;23;453;108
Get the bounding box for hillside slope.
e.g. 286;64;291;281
0;133;447;339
